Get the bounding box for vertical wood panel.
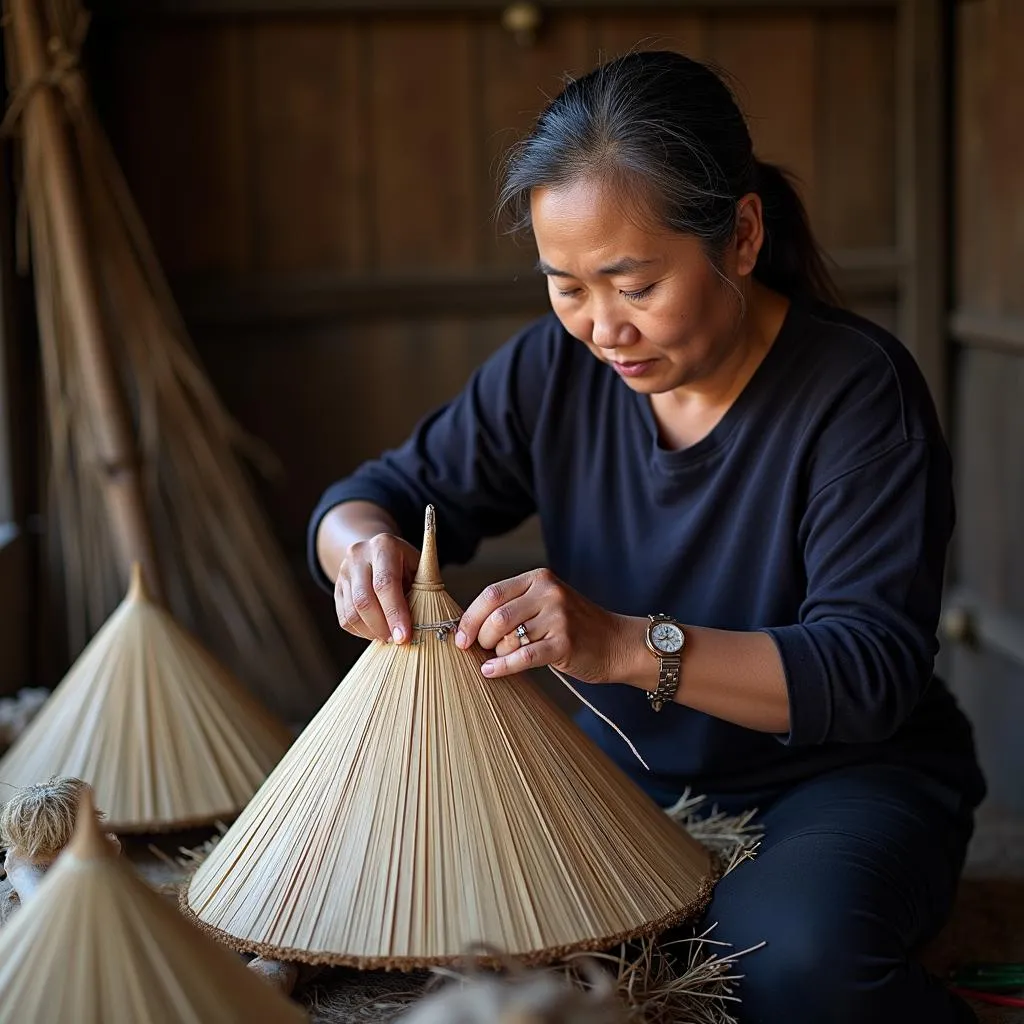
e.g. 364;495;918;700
955;0;996;311
248;17;369;274
370;18;476;272
591;12;705;64
816;12;896;249
956;0;1024;318
477;13;590;268
993;1;1024;317
707;15;819;229
101;22;250;276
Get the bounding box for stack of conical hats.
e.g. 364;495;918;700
0;565;294;831
0;791;307;1023
185;505;713;968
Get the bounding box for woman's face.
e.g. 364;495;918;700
530;177;761;393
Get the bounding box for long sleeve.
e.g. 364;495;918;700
763;434;954;746
307;317;559;590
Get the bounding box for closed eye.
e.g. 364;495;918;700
621;284;655;302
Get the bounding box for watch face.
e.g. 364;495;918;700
650;622;684;654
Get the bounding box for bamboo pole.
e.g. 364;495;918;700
7;0;163;600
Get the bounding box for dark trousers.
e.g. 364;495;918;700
667;763;978;1024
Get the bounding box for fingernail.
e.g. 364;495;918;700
392;626;405;644
456;630;467;648
481;662;495;677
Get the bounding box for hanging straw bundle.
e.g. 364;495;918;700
0;564;294;832
1;0;334;720
184;505;715;970
0;790;309;1023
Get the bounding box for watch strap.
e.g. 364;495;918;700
647;654;681;712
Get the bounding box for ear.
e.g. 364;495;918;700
733;193;764;278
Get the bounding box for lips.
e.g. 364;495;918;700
609;359;657;378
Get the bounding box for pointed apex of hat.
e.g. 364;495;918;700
412;504;443;589
126;561;150;604
68;788;113;863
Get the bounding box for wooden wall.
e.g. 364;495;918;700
83;2;920;675
944;0;1024;813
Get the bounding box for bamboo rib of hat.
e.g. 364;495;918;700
185;505;714;968
0;564;294;832
0;791;308;1024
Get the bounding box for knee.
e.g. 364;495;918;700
707;876;892;1024
734;922;865;1024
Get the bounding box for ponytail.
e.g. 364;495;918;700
754;160;840;306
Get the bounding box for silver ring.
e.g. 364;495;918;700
515;623;530;646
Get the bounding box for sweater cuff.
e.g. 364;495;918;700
760;625;832;746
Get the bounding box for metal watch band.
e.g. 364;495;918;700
648;655;681;712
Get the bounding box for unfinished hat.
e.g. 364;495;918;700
0;791;307;1023
184;505;714;968
0;565;294;832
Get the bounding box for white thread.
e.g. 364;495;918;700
546;666;650;772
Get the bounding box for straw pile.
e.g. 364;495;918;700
185;505;715;969
1;0;333;721
0;565;294;832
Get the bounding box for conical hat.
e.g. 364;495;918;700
185;506;713;969
0;791;307;1023
0;566;294;831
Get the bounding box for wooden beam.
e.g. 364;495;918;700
950;309;1024;356
175;251;901;329
90;0;899;18
895;0;947;422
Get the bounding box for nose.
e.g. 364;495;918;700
590;308;637;350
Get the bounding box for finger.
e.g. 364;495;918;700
457;575;532;649
337;578;374;640
349;561;392;642
480;638;557;678
476;593;544;651
372;545;413;644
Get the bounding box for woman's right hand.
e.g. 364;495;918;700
334;533;421;644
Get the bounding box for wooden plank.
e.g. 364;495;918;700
954;0;996;312
247;17;369;274
947;644;1024;813
172;250;899;328
815;10;896;250
477;11;591;267
993;0;1024;317
706;14;819;229
92;0;900;17
591;11;705;63
953;349;1024;620
895;0;945;419
950;309;1024;355
98;21;251;275
370;17;476;271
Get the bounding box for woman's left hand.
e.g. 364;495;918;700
455;568;631;683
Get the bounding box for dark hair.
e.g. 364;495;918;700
498;50;840;306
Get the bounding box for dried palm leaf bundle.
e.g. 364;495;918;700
0;791;308;1023
185;505;714;969
0;565;294;832
2;0;334;721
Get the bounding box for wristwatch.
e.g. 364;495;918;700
644;613;685;712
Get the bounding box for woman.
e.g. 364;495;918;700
309;52;984;1024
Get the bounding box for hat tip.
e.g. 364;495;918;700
127;561;149;602
68;788;112;862
412;504;443;588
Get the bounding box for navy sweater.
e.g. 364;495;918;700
308;300;984;805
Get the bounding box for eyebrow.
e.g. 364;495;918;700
535;257;656;278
